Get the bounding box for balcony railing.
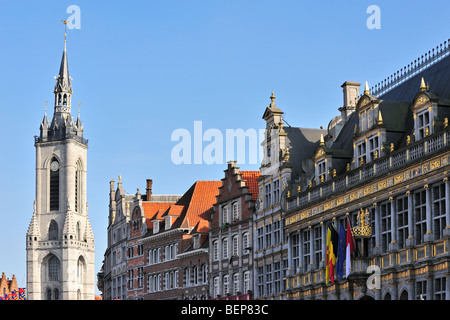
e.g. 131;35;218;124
286;128;450;213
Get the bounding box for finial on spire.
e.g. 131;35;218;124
377;110;384;125
320;133;325;146
420;77;427;92
364;81;370;95
270;92;276;103
62;20;68;50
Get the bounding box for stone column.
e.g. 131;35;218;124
390;197;398;251
309;226;315;271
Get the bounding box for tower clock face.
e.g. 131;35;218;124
50;161;59;172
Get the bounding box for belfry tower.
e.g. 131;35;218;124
26;23;95;300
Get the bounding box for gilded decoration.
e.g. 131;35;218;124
412;93;430;111
352;208;372;237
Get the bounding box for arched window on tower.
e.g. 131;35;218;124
63;94;67;106
48;220;58;240
49;158;60;211
48;255;60;281
57;94;62;106
77;256;85;284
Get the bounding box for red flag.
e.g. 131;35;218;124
345;217;356;277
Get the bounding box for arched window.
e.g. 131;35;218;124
48;255;60;281
49;158;60;211
53;288;59;300
57;94;62;106
63;94;67;106
77;257;84;283
77;289;81;300
48;220;58;240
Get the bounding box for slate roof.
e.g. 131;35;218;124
380;54;450;101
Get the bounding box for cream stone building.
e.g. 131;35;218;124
26;33;95;300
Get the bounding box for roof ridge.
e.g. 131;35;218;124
370;38;450;97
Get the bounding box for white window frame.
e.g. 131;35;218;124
242;232;250;254
222;205;229;225
232;202;239;222
232;235;239;256
213;240;219;261
416;109;431;140
222;238;229;259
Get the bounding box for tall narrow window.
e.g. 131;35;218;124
76;222;81;240
50;158;60;211
380;202;392;252
432;183;446;239
291;233;300;270
48;255;60;281
313;225;322;264
75;160;82;212
232;202;239;221
397;196;409;249
77;257;84;283
48;220;58;240
303;229;311;267
415;190;427;245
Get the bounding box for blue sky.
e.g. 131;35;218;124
0;0;449;292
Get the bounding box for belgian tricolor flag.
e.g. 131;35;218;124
325;224;338;284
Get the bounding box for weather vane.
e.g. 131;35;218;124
62;19;68;42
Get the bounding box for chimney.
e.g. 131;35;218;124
339;81;360;121
146;179;153;201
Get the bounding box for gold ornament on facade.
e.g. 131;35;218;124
352;208;372;237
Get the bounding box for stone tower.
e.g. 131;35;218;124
26;31;95;300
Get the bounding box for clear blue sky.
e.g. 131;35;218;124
0;0;449;292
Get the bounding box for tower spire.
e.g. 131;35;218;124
54;20;72;112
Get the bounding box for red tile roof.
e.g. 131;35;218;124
183;181;221;228
143;181;220;233
240;171;260;200
142;202;176;228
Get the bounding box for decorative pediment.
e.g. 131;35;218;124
412;93;431;111
313;147;326;161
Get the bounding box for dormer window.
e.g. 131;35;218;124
412;86;436;141
416;109;431;139
316;159;327;183
153;220;160;233
355;134;381;167
165;216;172;230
